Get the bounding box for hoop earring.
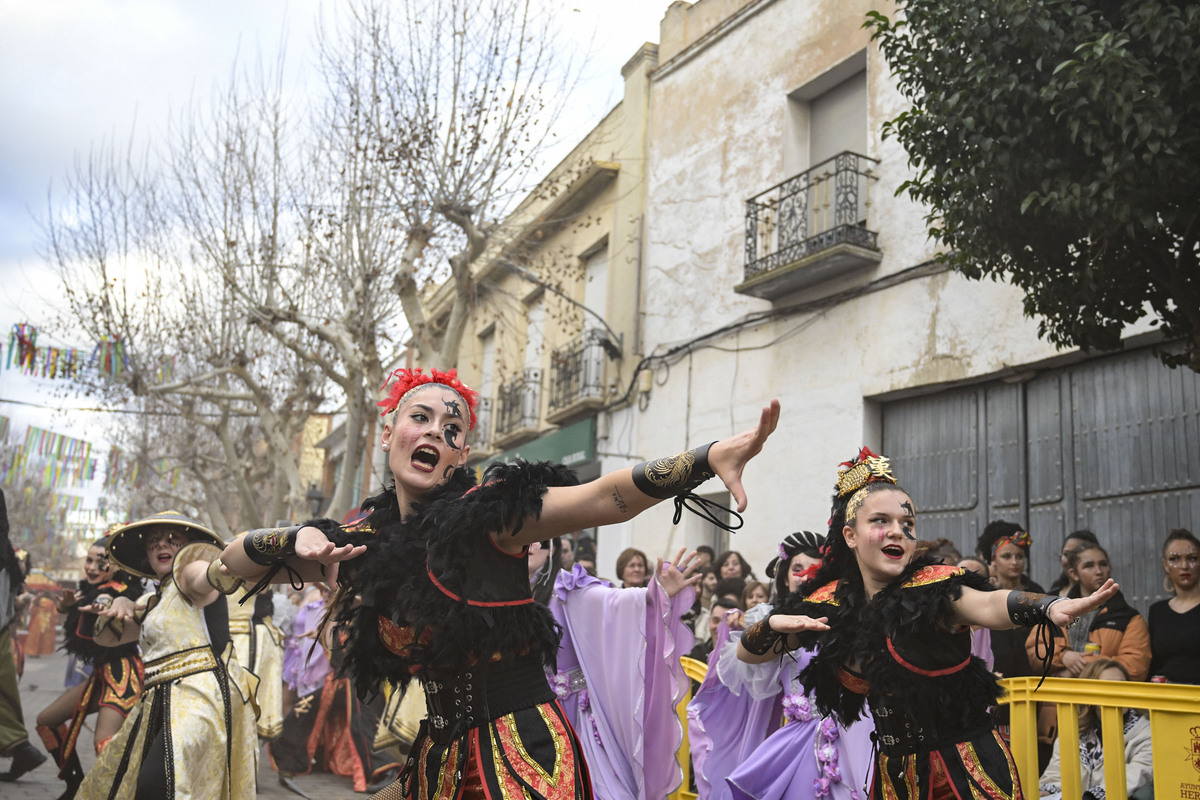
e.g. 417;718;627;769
1164;576;1175;594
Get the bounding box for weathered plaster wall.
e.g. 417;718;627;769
628;0;1090;575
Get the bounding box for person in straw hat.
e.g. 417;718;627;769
77;511;258;800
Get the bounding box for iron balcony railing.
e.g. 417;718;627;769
472;396;493;451
494;368;542;439
744;151;880;281
549;329;606;412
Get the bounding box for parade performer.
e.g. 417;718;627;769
268;582;399;795
690;532;873;800
220;367;779;800
739;449;1118;798
35;536;144;800
78;511;258;800
533;538;698;800
228;589;284;739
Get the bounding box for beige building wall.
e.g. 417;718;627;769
625;0;1132;573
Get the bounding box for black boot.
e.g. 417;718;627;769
55;756;84;800
0;740;48;781
278;773;312;799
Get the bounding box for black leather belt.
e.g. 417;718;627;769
421;655;555;745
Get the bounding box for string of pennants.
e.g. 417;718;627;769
102;446;181;491
3;323;175;382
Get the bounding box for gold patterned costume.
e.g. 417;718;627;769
228;590;283;739
79;544;259;800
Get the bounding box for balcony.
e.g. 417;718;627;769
470;396;494;454
547;330;608;424
737;151;882;300
492;368;542;448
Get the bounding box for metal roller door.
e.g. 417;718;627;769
881;346;1200;609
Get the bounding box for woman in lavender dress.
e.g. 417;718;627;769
689;532;874;800
529;538;700;800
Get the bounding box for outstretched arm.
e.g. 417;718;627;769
950;579;1119;631
220;527;366;584
499;400;781;550
736;612;830;664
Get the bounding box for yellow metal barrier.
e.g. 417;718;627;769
669;657;709;800
1000;676;1200;799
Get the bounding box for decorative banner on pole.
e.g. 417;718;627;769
89;336;129;379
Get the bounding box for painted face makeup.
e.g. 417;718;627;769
846;489;917;592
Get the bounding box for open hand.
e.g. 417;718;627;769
768;613;830;634
656;548;702;599
709;399;781;512
295;526;367;566
1049;578;1118;628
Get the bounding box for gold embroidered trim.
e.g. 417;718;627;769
143;645;217;689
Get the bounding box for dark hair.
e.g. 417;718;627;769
798;480;912;599
1049;529;1102;594
1066;542;1108;572
530;539;562;606
711;593;743;613
714;577;746;602
926;537;962;563
615;547;649;587
1162;528;1200;558
714;550;753;579
767;531;826;601
695;545;716;558
976;520;1027;565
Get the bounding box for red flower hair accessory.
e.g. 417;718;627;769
835;446;897;497
377;368;480;430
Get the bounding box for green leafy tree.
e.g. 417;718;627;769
867;0;1200;370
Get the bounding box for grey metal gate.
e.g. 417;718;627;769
881;347;1200;609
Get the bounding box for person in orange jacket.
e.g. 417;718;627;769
1026;541;1150;681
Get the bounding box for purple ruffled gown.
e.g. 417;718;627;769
688;605;875;800
281;597;331;697
547;563;696;800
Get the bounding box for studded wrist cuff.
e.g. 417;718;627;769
1007;591;1063;627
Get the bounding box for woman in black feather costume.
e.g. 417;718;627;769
34;535;143;800
737;448;1118;799
220;368;780;800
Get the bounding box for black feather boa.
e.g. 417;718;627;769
322;460;579;698
777;555;1002;733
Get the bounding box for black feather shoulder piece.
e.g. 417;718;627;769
327;461;578;698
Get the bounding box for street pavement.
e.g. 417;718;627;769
4;638;370;799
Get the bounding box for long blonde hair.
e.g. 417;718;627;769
1076;658;1130;729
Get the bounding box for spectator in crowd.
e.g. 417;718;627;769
1032;542;1151;681
741;580;769;612
1048;529;1100;597
958;556;989;577
714;550;753;580
616;547;650;588
1148;528;1200;684
1038;659;1153;800
575;536;598;577
0;488;47;782
688;594;742;664
977;521;1044;679
694;545;716;571
925;537;964;564
688;567;720;642
560;536;576;570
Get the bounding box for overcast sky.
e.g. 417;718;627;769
0;0;674;445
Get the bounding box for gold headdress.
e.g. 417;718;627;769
837;447;898;522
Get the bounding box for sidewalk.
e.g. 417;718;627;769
4;642;370;799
